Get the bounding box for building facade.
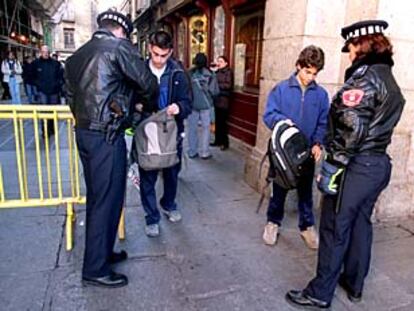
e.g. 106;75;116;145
51;0;99;61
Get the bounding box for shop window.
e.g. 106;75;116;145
213;6;225;62
177;20;186;64
234;9;264;93
64;28;75;49
189;14;208;65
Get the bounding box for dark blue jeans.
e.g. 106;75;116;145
267;160;315;231
76;128;127;277
139;141;182;225
304;154;392;303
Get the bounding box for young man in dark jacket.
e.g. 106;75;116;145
262;45;329;250
33;45;64;136
65;9;158;288
22;56;37;104
139;30;192;237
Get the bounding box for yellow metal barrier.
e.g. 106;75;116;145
0;105;125;251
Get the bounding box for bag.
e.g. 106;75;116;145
134;109;179;171
267;120;311;189
256;120;310;212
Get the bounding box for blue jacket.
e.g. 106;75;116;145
263;73;329;146
145;58;192;134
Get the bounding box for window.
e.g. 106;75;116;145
213;6;226;62
64;28;75;49
189;14;208;65
234;9;264;93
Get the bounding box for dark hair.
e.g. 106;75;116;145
296;45;325;71
99;19;124;34
349;33;393;59
218;55;228;63
149;30;173;49
193;53;207;69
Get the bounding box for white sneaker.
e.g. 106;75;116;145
300;226;319;250
161;208;182;223
263;222;279;245
145;223;160;237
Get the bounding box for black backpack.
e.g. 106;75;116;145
257;120;311;212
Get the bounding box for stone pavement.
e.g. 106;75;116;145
0;145;414;311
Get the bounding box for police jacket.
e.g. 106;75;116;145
263;73;330;146
33;57;63;95
327;53;405;166
65;29;158;131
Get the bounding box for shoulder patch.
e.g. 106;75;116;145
342;89;364;107
352;65;369;78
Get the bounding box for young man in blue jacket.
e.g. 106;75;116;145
139;31;192;237
262;45;329;250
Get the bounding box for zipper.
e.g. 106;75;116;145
300;91;305;122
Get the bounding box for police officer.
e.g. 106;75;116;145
286;20;405;309
65;9;158;288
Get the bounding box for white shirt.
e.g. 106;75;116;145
149;61;166;84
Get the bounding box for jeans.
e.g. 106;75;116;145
8;77;21;105
187;109;211;157
38;92;60;136
24;83;37;104
266;160;315;231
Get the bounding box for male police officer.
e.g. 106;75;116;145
65;9;158;288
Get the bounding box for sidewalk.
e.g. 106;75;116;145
0;145;413;310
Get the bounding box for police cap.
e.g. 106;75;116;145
341;20;388;52
97;9;133;37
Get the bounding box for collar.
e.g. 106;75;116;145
344;52;394;81
287;72;316;90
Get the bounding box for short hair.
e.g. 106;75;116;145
296;45;325;71
193;53;207;69
149;31;173;49
99;19;124;34
348;33;393;59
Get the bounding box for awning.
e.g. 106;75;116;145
0;36;39;50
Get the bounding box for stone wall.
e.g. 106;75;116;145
245;0;414;219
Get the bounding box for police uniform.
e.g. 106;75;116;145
286;20;405;308
65;10;158;287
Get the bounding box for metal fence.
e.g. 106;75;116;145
0;105;125;250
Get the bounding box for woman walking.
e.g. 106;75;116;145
1;51;22;105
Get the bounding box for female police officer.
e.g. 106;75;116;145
285;20;405;309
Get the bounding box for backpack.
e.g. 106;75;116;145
256;120;311;212
191;69;219;110
134;108;179;171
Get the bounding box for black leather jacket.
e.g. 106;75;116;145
327;54;405;166
65;29;158;131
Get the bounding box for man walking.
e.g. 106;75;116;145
33;45;64;136
138;30;192;237
65;9;158;288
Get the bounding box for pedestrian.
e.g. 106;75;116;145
187;52;219;159
262;45;329;250
65;9;158;288
138;30;192;237
22;56;37;104
1;51;23;105
211;56;233;150
286;20;405;309
32;45;64;136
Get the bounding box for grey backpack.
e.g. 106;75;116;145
134;109;179;171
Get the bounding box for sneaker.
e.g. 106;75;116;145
161;209;182;223
300;226;319;250
263;222;279;245
145;223;160;237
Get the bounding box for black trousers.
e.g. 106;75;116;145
76;128;127;277
304;154;392;303
214;106;229;147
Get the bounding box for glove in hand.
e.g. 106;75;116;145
317;160;344;195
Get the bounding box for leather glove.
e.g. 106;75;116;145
317;160;344;195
